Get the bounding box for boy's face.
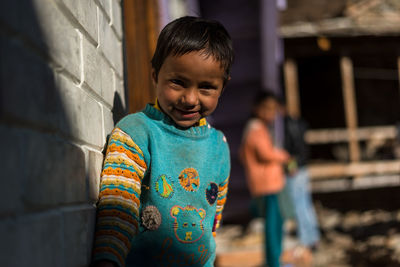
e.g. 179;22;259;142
152;50;226;128
255;98;278;124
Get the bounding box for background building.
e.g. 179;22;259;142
280;0;400;192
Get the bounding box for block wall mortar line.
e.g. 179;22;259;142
101;102;113;114
0;21;51;64
0;203;95;222
58;203;97;213
100;104;106;145
80;81;113;110
78;29;85;87
0;115;102;151
82;146;91;204
110;1;122;42
95;4;123;78
52;70;111;148
55;66;113;111
80;144;104;155
0;21;80;85
96;6;101;49
53;0;98;47
94;0;111;23
112;68;117;95
111;26;123;42
65;138;104;153
53;63;81;85
98;48;123;80
110;0;114;25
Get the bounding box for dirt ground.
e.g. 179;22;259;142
215;189;400;267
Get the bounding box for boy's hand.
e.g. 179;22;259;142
286;158;298;176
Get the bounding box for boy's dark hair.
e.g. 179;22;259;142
151;16;234;87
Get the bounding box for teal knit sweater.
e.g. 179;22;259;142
93;104;230;267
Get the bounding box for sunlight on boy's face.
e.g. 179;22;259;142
152;50;225;128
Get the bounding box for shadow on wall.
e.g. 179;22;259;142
0;1;108;266
113;90;127;125
101;90;127;157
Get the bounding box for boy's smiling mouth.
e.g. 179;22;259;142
174;108;200;119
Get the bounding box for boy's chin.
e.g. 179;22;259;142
170;116;202;128
174;120;198;128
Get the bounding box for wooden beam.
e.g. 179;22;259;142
124;0;159;113
340;56;360;162
398;56;400;94
311;174;400;193
283;58;301;118
308;160;400;179
304;125;397;144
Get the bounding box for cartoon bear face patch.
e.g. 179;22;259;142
170;205;206;243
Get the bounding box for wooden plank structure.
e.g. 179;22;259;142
283;56;400;178
340;56;361;163
305;126;397;144
308;160;400;179
283;52;400;190
283;59;301;118
280;0;400;191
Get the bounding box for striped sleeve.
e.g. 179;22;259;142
212;175;229;237
93;128;147;267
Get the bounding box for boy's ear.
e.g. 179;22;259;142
221;76;231;94
151;68;157;87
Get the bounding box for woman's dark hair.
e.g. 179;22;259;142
151;16;234;87
251;90;278;117
253;90;278;107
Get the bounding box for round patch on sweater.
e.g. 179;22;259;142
141;205;162;231
155;174;174;199
205;182;218;205
178;168;200;192
170;205;205;243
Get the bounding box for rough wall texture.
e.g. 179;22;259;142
0;0;124;266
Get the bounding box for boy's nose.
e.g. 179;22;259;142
182;88;199;106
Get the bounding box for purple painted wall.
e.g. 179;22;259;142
199;0;282;223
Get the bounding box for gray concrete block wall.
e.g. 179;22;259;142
0;0;125;266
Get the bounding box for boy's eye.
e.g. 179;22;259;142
199;83;217;90
170;79;185;86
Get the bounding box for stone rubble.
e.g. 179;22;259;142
215;202;400;267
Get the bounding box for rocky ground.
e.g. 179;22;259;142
313;204;400;267
215;202;400;267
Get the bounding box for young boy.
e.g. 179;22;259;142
92;16;234;267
